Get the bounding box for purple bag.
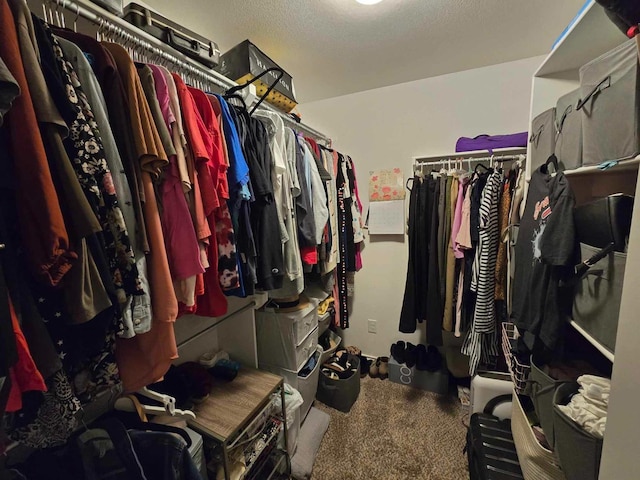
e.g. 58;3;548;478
455;133;528;153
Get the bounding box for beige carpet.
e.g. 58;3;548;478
311;376;469;480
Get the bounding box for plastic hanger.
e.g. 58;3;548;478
225;67;284;115
115;394;196;420
545;154;559;176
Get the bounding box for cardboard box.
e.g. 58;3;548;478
388;358;449;394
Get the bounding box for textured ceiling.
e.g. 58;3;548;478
142;0;587;102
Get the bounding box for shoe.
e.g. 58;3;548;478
319;332;332;351
390;341;406;364
359;355;371;378
369;357;380;378
326;352;350;373
346;346;361;356
405;343;418;368
415;344;429;371
378;357;389;380
426;345;443;372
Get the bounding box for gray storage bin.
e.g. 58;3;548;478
316;355;360;413
319;330;342;365
555;89;583;171
572;243;627;355
553;382;603;480
578;38;640;166
530;356;569;450
90;0;123;15
260;345;322;422
530;108;556;172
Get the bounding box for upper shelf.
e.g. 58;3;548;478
536;1;628;77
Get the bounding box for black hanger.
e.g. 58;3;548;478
474;163;490;174
225;67;284;116
545;154;559;174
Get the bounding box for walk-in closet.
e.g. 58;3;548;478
1;0;639;479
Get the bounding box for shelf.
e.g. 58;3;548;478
189;368;283;442
536;1;628;77
563;156;640;176
570;320;615;362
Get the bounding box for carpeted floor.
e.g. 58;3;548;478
311;376;469;480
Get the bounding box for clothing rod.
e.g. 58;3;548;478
177;301;257;349
49;0;331;143
415;154;525;166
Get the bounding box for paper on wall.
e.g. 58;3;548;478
367;200;404;235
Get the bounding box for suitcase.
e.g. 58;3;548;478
90;0;123;16
123;3;220;68
466;394;524;480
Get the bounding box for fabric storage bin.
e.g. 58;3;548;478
529;356;570;450
554;89;582;171
512;392;566;480
529;108;556;172
256;305;319;371
553;382;603;480
319;330;342;365
572;243;627;355
260;346;322;423
578;38;640;166
316;355;361;413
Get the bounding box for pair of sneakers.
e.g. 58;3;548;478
369;357;389;379
390;341;442;372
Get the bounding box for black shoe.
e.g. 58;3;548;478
390;341;406;364
415;344;429;371
359;355;371;378
405;342;418;368
319;332;332;351
425;345;443;372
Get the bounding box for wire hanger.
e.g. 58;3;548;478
225;66;284;115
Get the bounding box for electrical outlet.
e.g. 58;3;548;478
368;319;377;334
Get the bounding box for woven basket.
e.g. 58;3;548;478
512;392;566;480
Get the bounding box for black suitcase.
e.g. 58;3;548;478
466;394;524;480
123;3;220;68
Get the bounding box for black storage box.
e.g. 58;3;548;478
530;108;556;172
467;397;524;480
553;382;604;480
215;40;297;112
555;89;583;171
316;355;360;413
578;38;640;165
123;3;220;68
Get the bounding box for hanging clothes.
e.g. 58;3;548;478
462;169;502;376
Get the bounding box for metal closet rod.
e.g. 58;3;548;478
415;153;526;166
48;0;331;143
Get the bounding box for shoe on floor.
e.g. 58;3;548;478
390;341;406;364
359;355;371;378
405;343;418;368
378;357;389;380
415;344;429;371
369;357;380;378
426;345;443;372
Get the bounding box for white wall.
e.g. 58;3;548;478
299;56;545;357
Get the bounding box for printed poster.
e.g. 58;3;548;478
369;168;405;202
